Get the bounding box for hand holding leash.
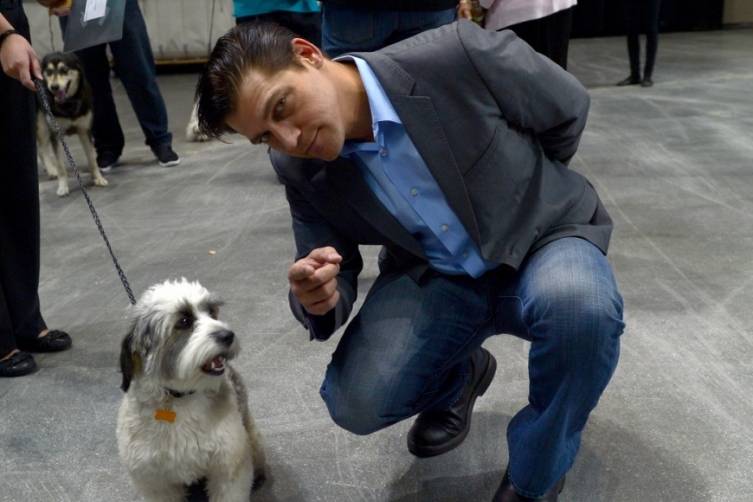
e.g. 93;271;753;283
288;247;342;316
0;29;41;90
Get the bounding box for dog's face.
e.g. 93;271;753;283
120;279;239;393
41;52;82;104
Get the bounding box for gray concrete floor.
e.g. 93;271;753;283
2;29;753;501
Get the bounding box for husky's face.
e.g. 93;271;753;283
119;279;239;393
41;52;82;104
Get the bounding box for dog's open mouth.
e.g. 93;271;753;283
201;355;227;376
53;90;67;103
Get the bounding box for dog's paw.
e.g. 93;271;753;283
94;176;109;187
186;125;210;142
46;171;59;180
56;185;70;197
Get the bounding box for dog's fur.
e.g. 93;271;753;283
117;279;265;502
186;101;210;142
36;52;107;196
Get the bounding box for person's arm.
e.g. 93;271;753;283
457;20;590;165
272;152;363;342
37;0;72;16
0;14;42;90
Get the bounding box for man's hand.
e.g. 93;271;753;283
0;33;41;90
38;0;71;15
457;0;473;20
288;247;342;316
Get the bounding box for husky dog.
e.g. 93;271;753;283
186;101;209;142
117;279;265;501
36;51;107;196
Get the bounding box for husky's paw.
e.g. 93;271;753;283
56;184;70;197
94;176;109;187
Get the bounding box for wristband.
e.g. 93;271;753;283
0;29;21;52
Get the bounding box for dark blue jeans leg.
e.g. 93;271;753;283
320;271;494;435
108;0;171;149
64;22;126;158
321;5;456;58
498;238;624;498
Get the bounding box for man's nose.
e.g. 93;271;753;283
272;123;301;152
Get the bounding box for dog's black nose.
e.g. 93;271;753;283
50;84;59;92
211;330;235;346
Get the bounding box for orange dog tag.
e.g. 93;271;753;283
154;409;176;423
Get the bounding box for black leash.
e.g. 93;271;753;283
35;80;137;306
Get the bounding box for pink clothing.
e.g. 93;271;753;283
481;0;577;30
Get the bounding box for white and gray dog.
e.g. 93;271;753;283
117;279;265;501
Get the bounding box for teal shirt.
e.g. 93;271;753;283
233;0;320;18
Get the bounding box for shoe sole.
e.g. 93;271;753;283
408;349;498;458
159;158;181;167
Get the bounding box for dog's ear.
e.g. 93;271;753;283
119;325;144;392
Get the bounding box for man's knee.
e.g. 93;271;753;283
319;368;393;436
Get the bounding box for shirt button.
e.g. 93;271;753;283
441;224;449;232
410;188;418;197
379;148;388;157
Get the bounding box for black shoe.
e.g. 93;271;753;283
493;469;566;502
17;330;72;353
407;347;497;457
616;75;641;86
0;351;38;377
153;143;180;167
97;151;120;172
641;77;654;87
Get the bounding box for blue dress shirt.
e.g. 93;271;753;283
338;56;498;278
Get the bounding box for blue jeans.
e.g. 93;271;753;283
60;0;171;157
320;237;624;497
321;4;457;58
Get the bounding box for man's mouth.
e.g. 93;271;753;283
305;129;320;156
201;354;227;376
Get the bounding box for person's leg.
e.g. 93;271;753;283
108;0;172;151
618;2;642;84
320;271;494;435
59;16;125;164
321;4;399;57
530;7;574;70
0;5;43;372
497;238;624;498
642;0;662;84
388;8;456;45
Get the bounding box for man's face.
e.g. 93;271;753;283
226;56;346;161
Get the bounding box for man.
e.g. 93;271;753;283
196;20;624;501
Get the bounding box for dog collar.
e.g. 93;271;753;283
164;388;195;398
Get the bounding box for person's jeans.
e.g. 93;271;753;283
321;4;457;58
60;0;171;158
320;237;624;497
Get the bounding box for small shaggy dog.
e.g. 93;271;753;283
36;51;108;196
117;279;265;501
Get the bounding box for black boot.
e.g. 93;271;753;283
617;74;641;86
407;347;497;457
493;469;566;502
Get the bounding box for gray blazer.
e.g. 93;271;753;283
271;20;612;341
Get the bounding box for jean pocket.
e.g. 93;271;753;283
323;7;375;46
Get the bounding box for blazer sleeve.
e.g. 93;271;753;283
456;20;590;165
277;171;363;342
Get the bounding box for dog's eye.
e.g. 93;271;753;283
209;307;219;320
59;68;68;75
175;316;193;330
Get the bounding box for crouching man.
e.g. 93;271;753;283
195;20;624;501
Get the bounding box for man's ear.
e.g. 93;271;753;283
291;37;324;68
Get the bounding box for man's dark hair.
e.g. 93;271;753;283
195;21;304;139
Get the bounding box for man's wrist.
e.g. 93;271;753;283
0;29;21;52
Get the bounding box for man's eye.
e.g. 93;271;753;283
274;96;286;118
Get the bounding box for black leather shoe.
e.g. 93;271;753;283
493;469;565;502
18;330;72;353
0;351;38;377
641;77;654;87
616;75;641;86
407;347;497;457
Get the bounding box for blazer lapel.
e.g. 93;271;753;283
326;158;426;260
356;53;482;246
